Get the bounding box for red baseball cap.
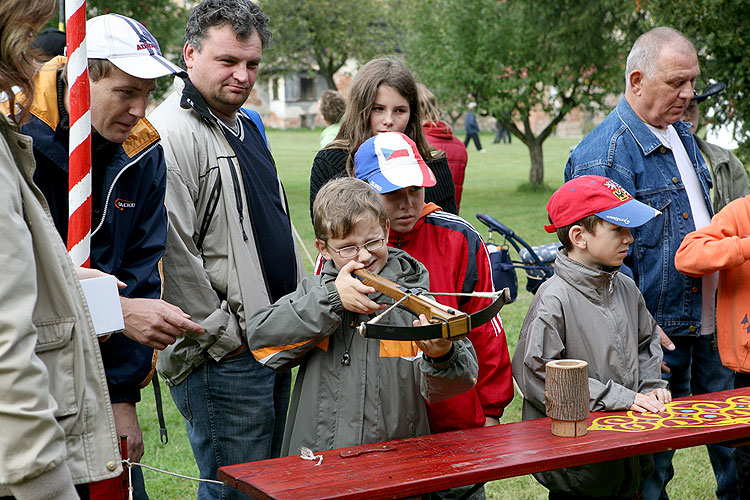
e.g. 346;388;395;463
544;175;661;233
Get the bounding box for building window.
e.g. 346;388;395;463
272;78;279;101
300;77;316;101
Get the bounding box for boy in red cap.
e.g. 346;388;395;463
512;175;671;500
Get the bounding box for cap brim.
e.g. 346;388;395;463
596;199;661;228
110;55;186;79
365;156;436;194
692;82;725;103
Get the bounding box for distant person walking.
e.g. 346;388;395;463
463;102;485;152
493;117;511;144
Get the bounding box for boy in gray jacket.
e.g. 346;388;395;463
512;175;671;499
247;177;478;456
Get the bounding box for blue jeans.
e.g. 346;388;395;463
643;335;738;500
170;350;291;500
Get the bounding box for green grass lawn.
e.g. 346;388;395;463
136;129;718;498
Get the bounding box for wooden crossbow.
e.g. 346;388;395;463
352;269;511;341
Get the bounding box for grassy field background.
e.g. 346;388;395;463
135;129;718;499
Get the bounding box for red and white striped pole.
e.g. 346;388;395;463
65;0;91;268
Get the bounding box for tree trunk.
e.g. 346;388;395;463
529;140;544;185
323;71;337;92
545;359;589;437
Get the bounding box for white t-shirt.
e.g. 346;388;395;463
647;124;717;335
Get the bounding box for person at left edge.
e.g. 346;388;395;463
11;13;204;500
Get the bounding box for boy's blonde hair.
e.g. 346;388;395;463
313;177;388;243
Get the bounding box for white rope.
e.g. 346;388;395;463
124;459;224;485
299;446;323;466
429;291;503;298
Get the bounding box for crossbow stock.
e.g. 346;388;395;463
353;269;510;341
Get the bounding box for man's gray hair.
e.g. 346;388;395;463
185;0;271;51
625;27;694;87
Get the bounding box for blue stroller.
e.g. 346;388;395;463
476;213;556;302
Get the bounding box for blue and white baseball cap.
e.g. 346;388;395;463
354;132;436;193
87;14;185;79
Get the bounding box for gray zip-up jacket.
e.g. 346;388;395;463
0;117;120;497
512;249;666;497
148;78;305;386
247;248;479;456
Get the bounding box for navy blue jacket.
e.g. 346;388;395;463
21;58;165;403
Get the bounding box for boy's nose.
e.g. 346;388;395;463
355;246;372;260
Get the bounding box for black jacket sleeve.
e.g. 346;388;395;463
310;148;349;219
426;156;457;214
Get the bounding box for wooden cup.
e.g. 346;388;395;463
545;359;590;437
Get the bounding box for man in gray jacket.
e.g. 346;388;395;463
681;82;748;213
148;1;304;499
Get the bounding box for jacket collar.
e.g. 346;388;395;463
178;76;216;122
615;96;693;157
25;57;160;162
423;121;454;139
388;202;441;247
553;249;618;305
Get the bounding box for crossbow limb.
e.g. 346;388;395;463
352;268;510;341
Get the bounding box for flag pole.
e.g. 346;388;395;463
65;0;91;268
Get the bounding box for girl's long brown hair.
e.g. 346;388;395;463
327;57;439;175
0;0;56;125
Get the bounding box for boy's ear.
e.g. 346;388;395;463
384;219;390;234
568;225;588;251
315;239;332;260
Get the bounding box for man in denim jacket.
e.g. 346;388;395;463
565;27;739;500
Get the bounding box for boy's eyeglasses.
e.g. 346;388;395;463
331;237;386;258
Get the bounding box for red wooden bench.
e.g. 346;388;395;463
219;387;750;499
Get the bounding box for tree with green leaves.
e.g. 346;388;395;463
643;0;750;163
259;0;397;90
402;0;643;185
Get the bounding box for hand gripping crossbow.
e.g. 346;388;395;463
353;269;511;341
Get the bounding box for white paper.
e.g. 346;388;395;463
80;275;124;336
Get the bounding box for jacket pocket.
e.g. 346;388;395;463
635;193;670;248
34;318;78;419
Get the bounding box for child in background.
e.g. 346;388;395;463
246;177;478;456
355;131;513;500
512;175;671;500
317;90;345;148
309;57;457;217
675;195;750;495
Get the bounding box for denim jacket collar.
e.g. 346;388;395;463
614;97;694;158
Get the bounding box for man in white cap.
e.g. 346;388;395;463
17;13;203;500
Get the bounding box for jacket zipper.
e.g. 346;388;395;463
92;142;159;237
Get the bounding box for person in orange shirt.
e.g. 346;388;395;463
675;196;750;497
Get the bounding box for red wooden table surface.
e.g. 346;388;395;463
219;388;750;499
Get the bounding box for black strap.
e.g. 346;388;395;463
197;172;222;253
152;373;168;444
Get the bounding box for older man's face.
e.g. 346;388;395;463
631;44;700;128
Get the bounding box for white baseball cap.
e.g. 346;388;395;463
86;14;185;79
